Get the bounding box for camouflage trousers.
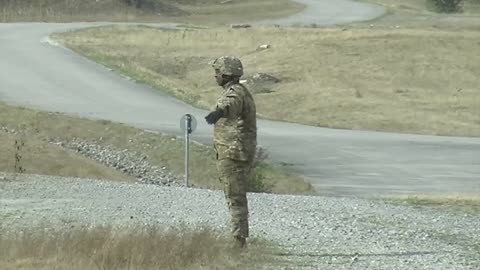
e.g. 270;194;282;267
217;158;252;239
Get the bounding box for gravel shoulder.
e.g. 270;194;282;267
1;174;478;269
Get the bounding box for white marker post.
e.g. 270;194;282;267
180;114;196;187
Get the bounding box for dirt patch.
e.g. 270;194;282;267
242;73;281;94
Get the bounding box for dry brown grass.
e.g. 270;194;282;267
0;131;131;181
0;0;304;24
362;0;480;14
362;0;445;14
0;225;273;270
56;25;480;137
0;102;313;194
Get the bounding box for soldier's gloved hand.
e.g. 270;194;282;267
205;109;224;125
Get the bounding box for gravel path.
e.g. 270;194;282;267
1;174;478;269
50;138;182;186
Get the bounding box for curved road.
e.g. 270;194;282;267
0;1;479;197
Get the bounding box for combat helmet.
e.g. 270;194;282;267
210;56;243;76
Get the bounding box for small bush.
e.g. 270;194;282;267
426;0;464;13
247;147;273;193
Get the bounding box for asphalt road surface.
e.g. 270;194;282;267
0;1;479;197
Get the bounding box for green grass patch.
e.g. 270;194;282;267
378;194;480;214
0;0;304;24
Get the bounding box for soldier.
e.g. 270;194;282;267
205;56;257;249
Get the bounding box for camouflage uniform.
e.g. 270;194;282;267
209;56;257;244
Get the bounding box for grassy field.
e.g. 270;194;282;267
0;102;313;194
356;0;480;29
361;0;480;14
0;0;304;24
55;25;480;137
0;225;275;270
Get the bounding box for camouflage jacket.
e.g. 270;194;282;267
214;81;257;161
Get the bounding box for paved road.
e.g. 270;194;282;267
0;1;479;197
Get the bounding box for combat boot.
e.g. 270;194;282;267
233;235;247;249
